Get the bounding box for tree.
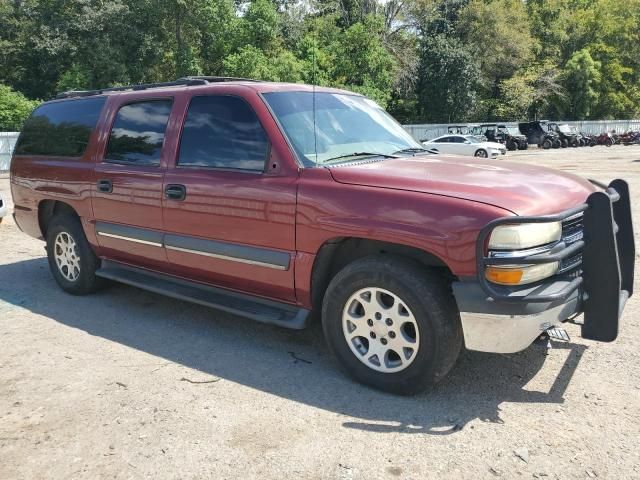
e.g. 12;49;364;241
415;34;479;122
0;84;39;131
563;48;600;119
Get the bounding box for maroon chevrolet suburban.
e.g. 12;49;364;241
10;77;635;394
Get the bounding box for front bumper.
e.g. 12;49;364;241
453;179;634;353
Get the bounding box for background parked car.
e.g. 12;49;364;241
0;194;7;224
422;134;505;158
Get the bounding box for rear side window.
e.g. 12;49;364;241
178;96;268;171
105;100;172;166
14;97;106;157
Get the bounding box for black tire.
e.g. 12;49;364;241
561;138;568;148
605;137;613;147
474;149;488;158
321;255;463;395
542;139;552;149
552;139;561;149
518;142;528;150
570;139;579;147
46;213;103;295
506;139;517;151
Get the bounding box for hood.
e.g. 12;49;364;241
328;155;596;216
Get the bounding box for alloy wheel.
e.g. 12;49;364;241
54;231;81;282
342;287;420;373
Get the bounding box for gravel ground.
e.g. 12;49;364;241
1;146;639;480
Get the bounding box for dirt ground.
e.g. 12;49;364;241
1;145;639;480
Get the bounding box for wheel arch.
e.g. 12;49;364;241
310;237;455;314
38;200;80;238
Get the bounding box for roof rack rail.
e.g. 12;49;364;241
55;76;259;99
178;76;260;83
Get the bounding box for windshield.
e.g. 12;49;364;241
558;124;571;133
262;91;422;166
506;127;520;135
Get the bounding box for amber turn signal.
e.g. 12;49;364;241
485;267;524;285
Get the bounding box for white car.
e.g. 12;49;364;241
0;194;6;225
423;134;506;158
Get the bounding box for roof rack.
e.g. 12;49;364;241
54;76;259;99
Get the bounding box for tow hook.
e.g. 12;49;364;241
539;326;571;354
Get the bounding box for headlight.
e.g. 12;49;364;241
485;221;563;286
488;222;562;250
485;262;559;286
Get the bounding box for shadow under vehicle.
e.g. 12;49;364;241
518;121;561;149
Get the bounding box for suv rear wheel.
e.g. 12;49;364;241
46;214;103;295
321;256;462;395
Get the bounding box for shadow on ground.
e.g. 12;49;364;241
0;257;586;435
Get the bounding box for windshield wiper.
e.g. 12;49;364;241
323;152;398;163
392;147;431;155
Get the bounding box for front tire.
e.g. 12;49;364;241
474;149;488;158
46;214;103;295
321;256;462;395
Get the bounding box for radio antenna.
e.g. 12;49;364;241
312;0;318;166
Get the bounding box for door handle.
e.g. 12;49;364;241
97;179;113;193
165;184;186;201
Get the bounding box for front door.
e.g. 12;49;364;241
91;97;173;271
161;93;298;302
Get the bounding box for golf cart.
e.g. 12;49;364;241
548;122;580;148
447;125;470;135
518;121;561;149
481;124;528;151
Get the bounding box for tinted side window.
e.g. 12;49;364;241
105;100;172;166
14;97;106;157
178;96;268;171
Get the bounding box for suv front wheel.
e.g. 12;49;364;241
322;256;462;395
46;214;103;295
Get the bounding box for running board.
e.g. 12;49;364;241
96;261;310;329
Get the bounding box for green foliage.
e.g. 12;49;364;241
1;0;639;125
0;84;39;131
563;49;601;119
416;35;479;122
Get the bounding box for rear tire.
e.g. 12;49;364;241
321;256;463;395
542;139;552;149
46;214;103;295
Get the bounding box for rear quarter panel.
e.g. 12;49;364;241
10;128;102;245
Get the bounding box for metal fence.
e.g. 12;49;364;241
0;132;19;172
404;119;640;141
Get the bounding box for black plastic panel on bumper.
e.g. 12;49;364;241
476;179;635;342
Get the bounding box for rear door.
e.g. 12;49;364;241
91;96;173;271
450;136;471;155
161;92;298;302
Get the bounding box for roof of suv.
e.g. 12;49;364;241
54;76;358;100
